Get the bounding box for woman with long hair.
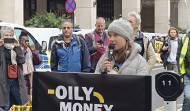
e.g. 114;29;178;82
95;18;148;75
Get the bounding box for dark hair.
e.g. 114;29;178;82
19;30;28;41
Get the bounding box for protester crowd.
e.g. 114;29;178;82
0;11;190;111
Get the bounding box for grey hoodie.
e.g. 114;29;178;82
95;43;149;75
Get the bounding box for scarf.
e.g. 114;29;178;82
4;44;17;65
22;47;34;75
169;36;177;40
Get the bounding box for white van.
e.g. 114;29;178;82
0;22;60;71
25;27;61;47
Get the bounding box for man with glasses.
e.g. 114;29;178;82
50;20;91;72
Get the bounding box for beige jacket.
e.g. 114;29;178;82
143;36;156;73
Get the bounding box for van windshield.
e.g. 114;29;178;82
14;28;41;51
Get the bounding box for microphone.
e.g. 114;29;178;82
108;43;115;62
100;43;115;74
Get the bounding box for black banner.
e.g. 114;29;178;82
33;72;151;111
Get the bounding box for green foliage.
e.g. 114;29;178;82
74;25;80;29
105;19;115;29
177;27;186;34
24;12;80;29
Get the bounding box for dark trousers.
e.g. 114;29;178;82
24;75;31;95
4;79;21;111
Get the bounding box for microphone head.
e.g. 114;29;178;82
109;43;115;50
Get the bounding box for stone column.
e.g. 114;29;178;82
122;0;141;19
15;0;24;25
75;0;96;29
155;0;170;33
178;0;190;30
0;0;24;25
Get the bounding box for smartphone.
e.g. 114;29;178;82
24;40;29;46
4;38;14;43
25;40;29;44
97;39;103;44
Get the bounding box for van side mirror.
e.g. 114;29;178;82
40;41;47;54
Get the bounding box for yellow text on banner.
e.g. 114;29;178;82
155;40;163;51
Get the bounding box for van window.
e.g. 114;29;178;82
48;36;58;51
14;28;41;51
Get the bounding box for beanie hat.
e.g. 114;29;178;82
108;18;133;41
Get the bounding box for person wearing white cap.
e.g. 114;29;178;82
95;18;148;75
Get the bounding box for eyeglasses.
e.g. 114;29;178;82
62;27;72;30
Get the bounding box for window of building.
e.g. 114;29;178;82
24;0;36;21
47;0;67;16
141;0;155;32
97;0;114;21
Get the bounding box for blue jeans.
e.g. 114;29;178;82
4;79;21;111
182;75;190;111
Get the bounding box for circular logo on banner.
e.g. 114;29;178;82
65;0;76;14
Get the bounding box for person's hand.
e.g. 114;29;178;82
22;42;29;50
9;106;13;111
95;43;102;50
30;88;33;96
102;58;112;73
162;45;168;51
0;38;4;46
30;44;35;51
13;38;20;47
